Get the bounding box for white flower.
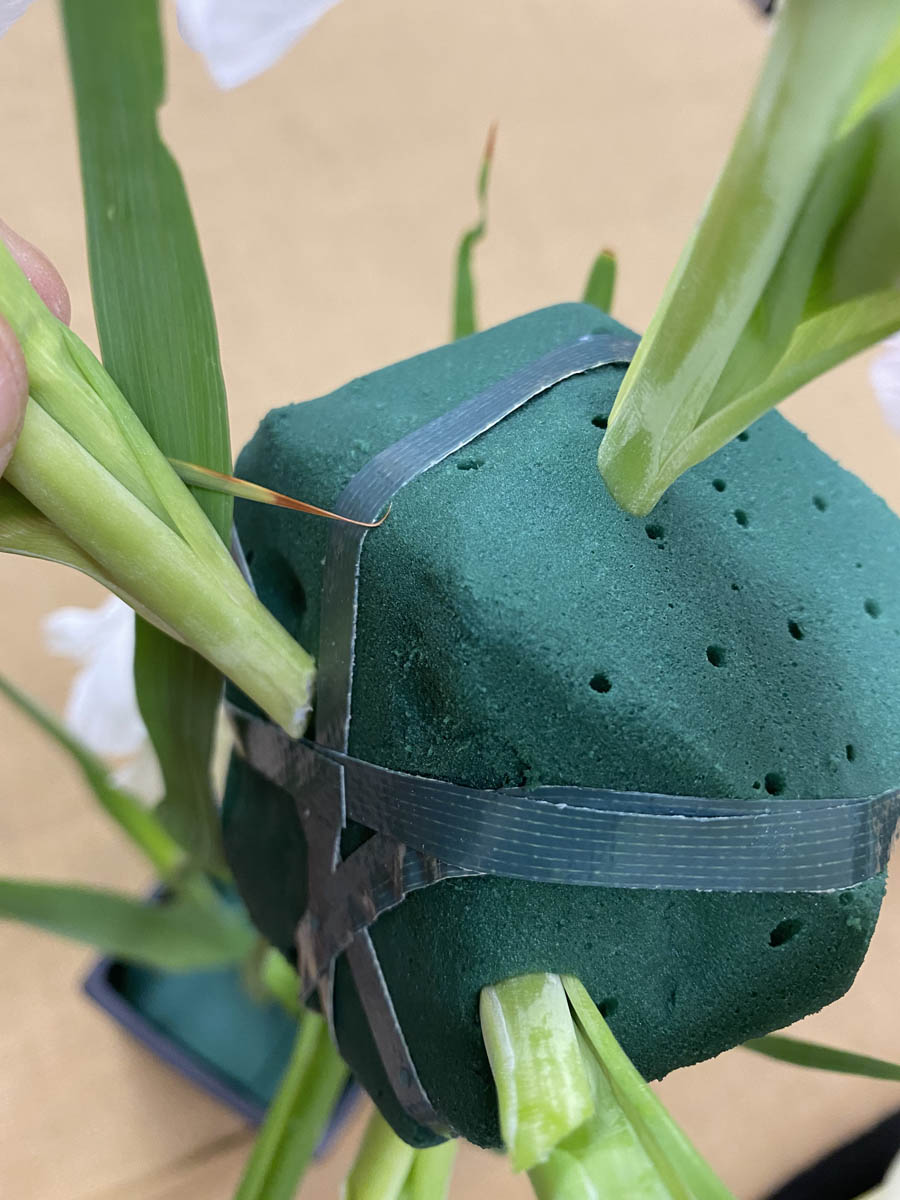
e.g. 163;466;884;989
0;0;32;36
43;595;164;804
177;0;343;89
1;0;341;88
870;333;900;435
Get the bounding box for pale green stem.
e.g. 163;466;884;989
234;1012;350;1200
480;974;593;1172
7;402;313;735
343;1108;416;1200
0;237;315;734
259;946;303;1018
398;1141;458;1200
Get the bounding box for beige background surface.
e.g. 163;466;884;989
1;2;899;1197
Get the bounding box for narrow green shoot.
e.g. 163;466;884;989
582;251;617;313
562;976;736;1200
452;124;497;340
234;1012;350;1200
480;974;594;1171
0;669;183;880
344;1108;416;1200
258;945;303;1018
598;0;900;515
343;1108;456;1200
744;1035;900;1082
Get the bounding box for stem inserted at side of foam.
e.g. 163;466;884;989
480;974;594;1172
481;973;735;1199
0;239;315;736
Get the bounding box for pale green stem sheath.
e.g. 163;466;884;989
343;1108;416;1200
528;1034;671;1200
233;1012;350;1200
480;974;594;1172
6;403;313;735
0;482;181;637
0;239;314;734
598;0;900;515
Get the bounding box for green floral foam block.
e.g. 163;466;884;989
223;304;899;1148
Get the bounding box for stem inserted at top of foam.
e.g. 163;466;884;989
598;0;900;515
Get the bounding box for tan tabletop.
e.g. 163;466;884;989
1;2;899;1197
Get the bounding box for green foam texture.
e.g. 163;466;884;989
223;304;899;1148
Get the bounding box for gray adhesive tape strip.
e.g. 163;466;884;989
231;711;900;897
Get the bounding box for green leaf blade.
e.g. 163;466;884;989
562;976;736;1200
744;1035;900;1082
0;879;252;970
0;669;184;879
598;0;900;515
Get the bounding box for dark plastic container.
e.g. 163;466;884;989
84;946;357;1147
764;1108;900;1200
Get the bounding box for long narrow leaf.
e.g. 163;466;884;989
452;124;496;340
0;878;252;970
170;460;389;528
744;1036;900;1082
0;670;183;879
62;0;233;870
563;976;735;1200
233;1012;349;1200
661;288;900;492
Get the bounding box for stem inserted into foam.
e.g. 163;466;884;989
480;974;594;1172
482;973;736;1199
